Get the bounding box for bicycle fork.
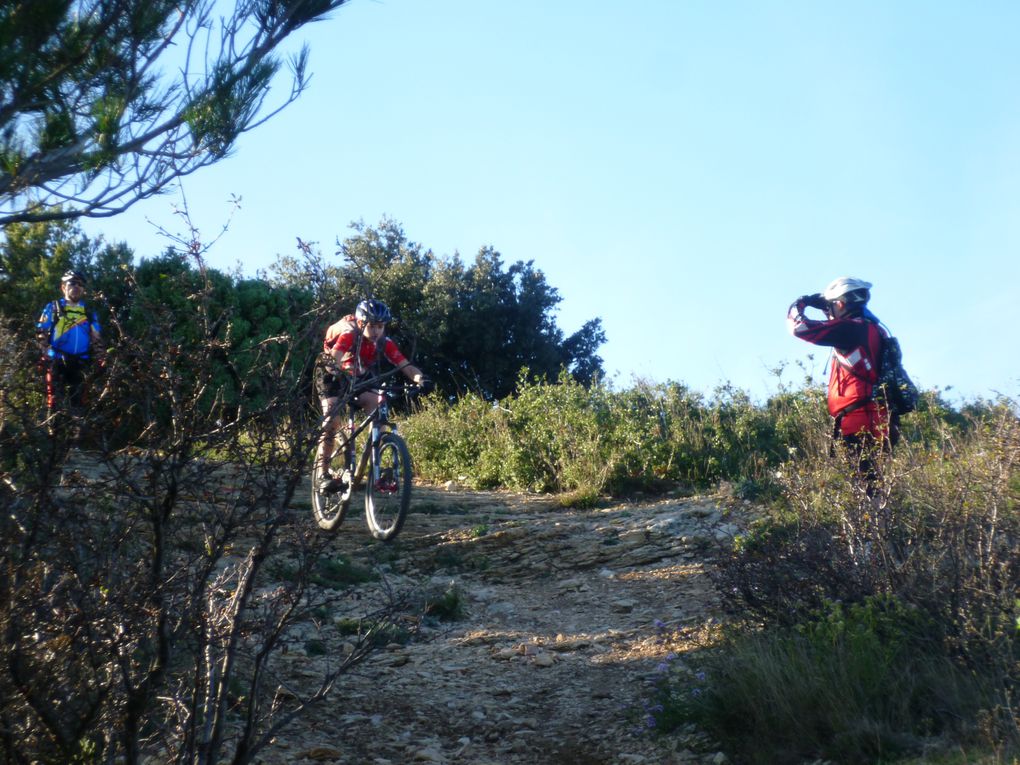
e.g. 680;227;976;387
350;421;377;487
364;419;398;492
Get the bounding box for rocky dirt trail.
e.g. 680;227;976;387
262;483;749;765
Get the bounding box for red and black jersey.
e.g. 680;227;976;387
787;302;888;437
325;330;407;376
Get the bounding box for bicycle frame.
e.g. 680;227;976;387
340;384;395;490
312;371;415;540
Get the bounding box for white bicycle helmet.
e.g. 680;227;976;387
823;276;871;304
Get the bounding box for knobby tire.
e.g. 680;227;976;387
365;432;412;541
311;447;353;532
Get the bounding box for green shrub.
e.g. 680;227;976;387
499;371;620;493
423;582;466;622
334;617;412;647
270;555;376;589
400;391;510;489
653;596;998;764
712;395;1020;759
303;638;328;656
403;374;831;499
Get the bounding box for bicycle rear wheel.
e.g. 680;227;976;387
311;448;353;532
365;433;412;541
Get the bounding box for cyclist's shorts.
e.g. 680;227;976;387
314;354;351;399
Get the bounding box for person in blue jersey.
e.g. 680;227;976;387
36;270;103;427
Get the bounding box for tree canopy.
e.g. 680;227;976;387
274;218;607;399
0;0;351;226
2;216;606;408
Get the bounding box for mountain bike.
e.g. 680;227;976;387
311;376;416;541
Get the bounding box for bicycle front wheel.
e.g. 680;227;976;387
365;433;412;541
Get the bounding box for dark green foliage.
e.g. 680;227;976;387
334;617;412;647
1;296;328;761
653;597;997;764
126;254;317;421
270;555;376;589
0;218;99;321
403;374;830;500
3;216;605;448
303;638;328;657
423;582;467;622
273;218;606;401
0;0;353;225
1;220;321;442
673;398;1020;763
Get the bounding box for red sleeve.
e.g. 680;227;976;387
382;338;407;367
787;307;869;351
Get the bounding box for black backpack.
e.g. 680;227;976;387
875;332;919;416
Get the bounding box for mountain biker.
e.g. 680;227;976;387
36;270;103;431
787;276;897;485
315;299;429;493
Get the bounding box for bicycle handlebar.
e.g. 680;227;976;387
347;371;429;401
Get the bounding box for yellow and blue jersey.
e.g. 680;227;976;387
37;299;101;359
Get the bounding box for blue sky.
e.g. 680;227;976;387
80;1;1020;402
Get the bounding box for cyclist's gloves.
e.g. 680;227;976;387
796;293;829;312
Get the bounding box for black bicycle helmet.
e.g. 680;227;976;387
355;298;392;324
61;270;86;285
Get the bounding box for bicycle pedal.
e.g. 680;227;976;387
319;476;347;494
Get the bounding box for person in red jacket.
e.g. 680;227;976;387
314;299;428;493
787;276;896;485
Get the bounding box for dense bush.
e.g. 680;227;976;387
272;218;607;400
404;374;829;502
650;596;997;764
0;242;406;763
655;396;1020;763
402;372;619;503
